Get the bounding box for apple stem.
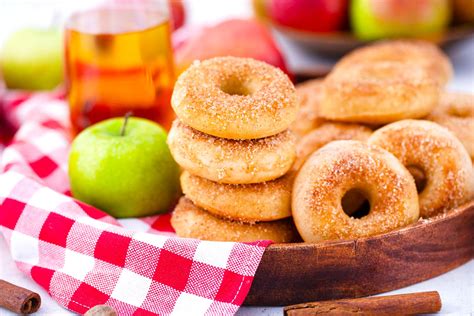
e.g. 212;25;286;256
120;112;133;136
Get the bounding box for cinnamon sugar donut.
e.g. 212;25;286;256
290;79;325;138
292;141;419;242
172;56;298;139
335;40;453;85
320;61;441;124
294;122;372;170
427;92;474;160
167;120;296;184
369;120;474;217
294;123;373;216
180;171;292;222
171;197;299;242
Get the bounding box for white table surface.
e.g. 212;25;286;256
1;1;474;315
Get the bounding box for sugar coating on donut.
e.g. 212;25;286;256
292;140;420;242
290;79;325;138
369;120;474;217
428;92;474;160
167;120;296;184
320;61;441;124
181;171;293;223
334;40;453;85
172;56;298;139
294;122;373;170
171;197;299;242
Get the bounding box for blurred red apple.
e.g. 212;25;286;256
174;19;291;77
169;0;185;30
268;0;348;32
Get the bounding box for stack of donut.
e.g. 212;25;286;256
168;57;300;242
292;40;474;242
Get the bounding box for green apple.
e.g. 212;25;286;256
351;0;451;40
69;117;180;218
1;28;63;90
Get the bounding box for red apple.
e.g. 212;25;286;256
169;0;185;30
268;0;348;32
174;19;292;77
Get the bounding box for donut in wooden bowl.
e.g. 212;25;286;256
369;120;474;217
167;120;296;184
293;122;372;171
171;197;299;243
245;200;473;306
171;56;297;140
320;61;441;124
180;171;292;222
167;44;473;307
244;126;473;306
427;92;474;161
334;40;453;85
290;79;325;138
292;140;420;242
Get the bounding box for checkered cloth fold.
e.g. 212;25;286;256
0;92;271;315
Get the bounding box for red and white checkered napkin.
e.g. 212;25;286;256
0;93;271;315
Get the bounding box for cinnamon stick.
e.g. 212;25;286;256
0;279;41;314
284;291;441;316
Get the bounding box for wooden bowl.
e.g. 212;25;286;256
244;201;474;306
272;24;474;56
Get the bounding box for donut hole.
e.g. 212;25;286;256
447;106;470;118
342;189;370;219
407;165;427;193
220;77;253;96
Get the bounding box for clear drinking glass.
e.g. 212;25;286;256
64;0;175;134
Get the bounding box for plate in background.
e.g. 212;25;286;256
272;23;474;57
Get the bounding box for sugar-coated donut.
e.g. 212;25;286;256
335;40;453;85
294;122;372;170
407;165;427;194
171;56;298;139
167;120;296;184
181;171;292;222
320;61;441;124
428;92;474;160
293;122;373;217
292;140;419;242
369;120;474;217
171;197;299;242
290;79;325;138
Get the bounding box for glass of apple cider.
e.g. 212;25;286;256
65;1;175;134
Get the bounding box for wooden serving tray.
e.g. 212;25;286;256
244;201;474;306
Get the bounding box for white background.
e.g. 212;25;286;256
0;0;473;315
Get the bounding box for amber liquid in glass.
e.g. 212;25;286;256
65;9;175;134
